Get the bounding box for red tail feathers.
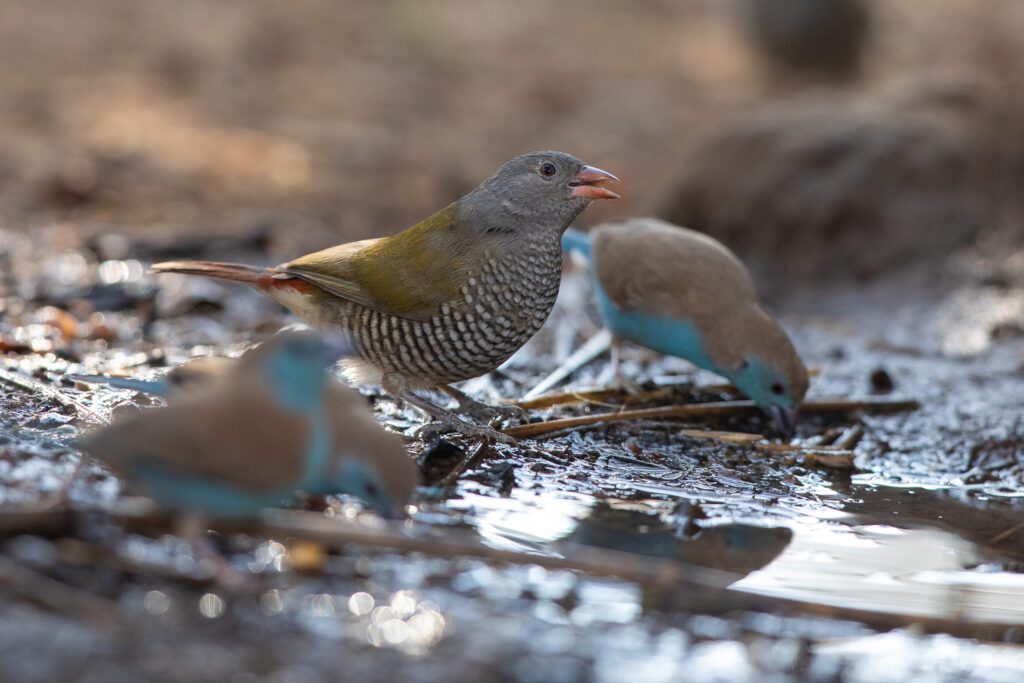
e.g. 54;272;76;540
150;260;320;296
150;261;275;287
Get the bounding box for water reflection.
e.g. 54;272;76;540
463;491;793;579
736;521;1024;623
816;631;1024;683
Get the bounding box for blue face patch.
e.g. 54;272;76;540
333;459;392;516
731;357;793;412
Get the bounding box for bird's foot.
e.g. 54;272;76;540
384;376;520;444
415;418;517;445
440;385;529;425
178;514;258;593
414;418;517;444
596;367;644;397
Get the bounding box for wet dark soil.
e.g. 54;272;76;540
3;227;1024;682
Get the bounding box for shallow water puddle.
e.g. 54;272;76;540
815;631;1024;683
738;501;1024;626
457;479;1024;626
455;490;593;553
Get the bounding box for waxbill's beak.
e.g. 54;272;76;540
770;405;799;439
570;165;620;200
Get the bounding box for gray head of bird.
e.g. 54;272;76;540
460;150;619;234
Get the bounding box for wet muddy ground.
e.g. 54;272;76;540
2;228;1024;682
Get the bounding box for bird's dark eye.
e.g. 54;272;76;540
770;383;784;395
539;162;557;177
365;481;380;497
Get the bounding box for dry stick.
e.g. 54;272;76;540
55;537;212;585
438;439;489;489
765;447;855;469
256;508;737;590
519;384;726;411
0;555;121;628
0;365;110;425
106;505;737;589
518;369;825;411
677;429;763;445
0;508;74;537
45;505;1021;642
233;510;1024;641
503;398;919;440
832;424;865;451
521;328;612;400
259;511;1024;641
988;521;1024;545
518;386;681;411
517;387;627;411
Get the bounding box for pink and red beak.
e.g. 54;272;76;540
570;165;620;200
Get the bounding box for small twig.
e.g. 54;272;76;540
518;385;691;411
54;538;212;586
988;521;1024;545
802;398;920;412
0;555;121;628
677;430;854;468
770;447;856;470
505;402;748;439
518;369;825;410
0;365;110;425
677;428;764;445
0;508;75;537
26;504;1020;643
517;387;626;411
130;508;1024;642
439;439;489;489
255;508;738;590
804;426;845;447
101;504;739;589
503;398;918;440
521;329;612;400
833;425;865;451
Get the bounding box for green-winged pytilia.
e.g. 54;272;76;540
152;151;619;441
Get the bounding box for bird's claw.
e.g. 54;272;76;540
457;401;529;425
415;419;518;445
444;389;529;425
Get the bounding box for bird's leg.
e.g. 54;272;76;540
382;374;517;444
177;513;254;592
598;336;643;396
439;385;529;425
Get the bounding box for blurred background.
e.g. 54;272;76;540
3;0;1023;297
